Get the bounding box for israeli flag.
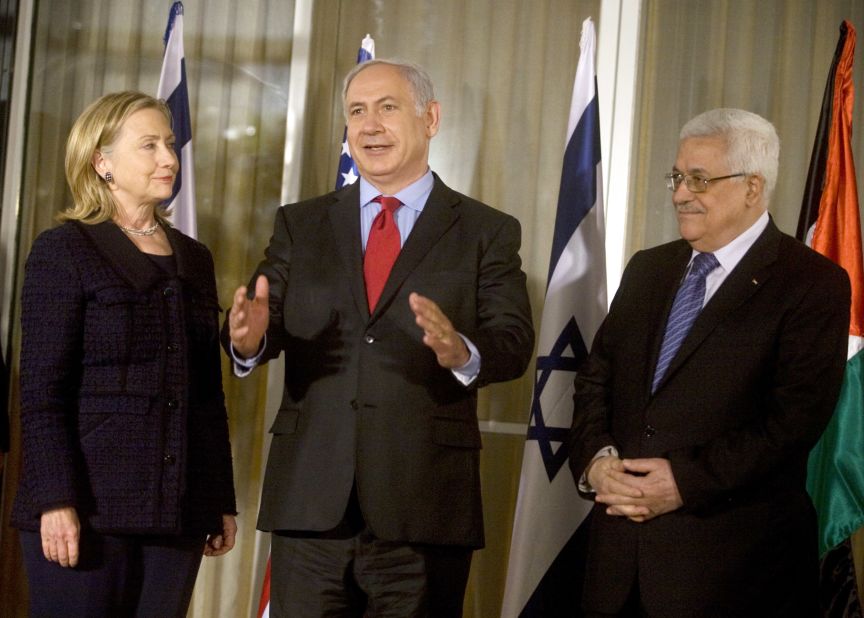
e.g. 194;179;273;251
502;17;606;617
157;1;196;238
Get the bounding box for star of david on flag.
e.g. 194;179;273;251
527;317;587;481
502;17;607;617
335;34;375;190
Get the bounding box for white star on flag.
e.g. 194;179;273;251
341;168;359;186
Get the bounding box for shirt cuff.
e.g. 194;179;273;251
578;445;619;493
230;335;266;377
451;334;481;386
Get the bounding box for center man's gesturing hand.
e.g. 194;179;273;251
409;292;470;369
228;274;270;358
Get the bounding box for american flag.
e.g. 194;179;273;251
335;34;375;189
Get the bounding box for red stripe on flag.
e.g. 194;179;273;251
810;21;864;337
257;557;271;618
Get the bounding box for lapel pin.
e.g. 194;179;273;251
752;278;758;285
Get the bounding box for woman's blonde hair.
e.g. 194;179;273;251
61;91;173;223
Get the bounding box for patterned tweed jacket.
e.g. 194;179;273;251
12;220;236;535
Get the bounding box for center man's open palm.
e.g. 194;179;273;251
228;274;270;358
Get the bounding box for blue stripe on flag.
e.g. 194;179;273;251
163;1;182;46
157;1;196;238
165;59;191;204
547;90;601;284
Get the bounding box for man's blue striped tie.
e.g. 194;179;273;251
652;252;720;393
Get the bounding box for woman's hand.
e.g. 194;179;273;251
40;507;80;567
204;514;237;557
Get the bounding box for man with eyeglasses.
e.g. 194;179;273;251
569;108;850;617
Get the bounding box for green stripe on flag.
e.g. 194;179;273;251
807;348;864;557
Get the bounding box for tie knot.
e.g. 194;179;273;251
374;195;401;213
690;252;719;278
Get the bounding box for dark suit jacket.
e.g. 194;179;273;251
13;221;236;535
0;351;7;453
570;220;850;617
230;175;533;548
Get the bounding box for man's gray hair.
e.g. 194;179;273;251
680;108;780;204
342;58;435;118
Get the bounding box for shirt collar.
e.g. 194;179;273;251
359;169;434;214
692;209;770;273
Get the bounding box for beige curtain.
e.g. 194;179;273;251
3;1;864;616
632;0;864;253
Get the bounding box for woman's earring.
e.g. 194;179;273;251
105;172;113;184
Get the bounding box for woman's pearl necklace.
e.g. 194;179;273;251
119;221;160;236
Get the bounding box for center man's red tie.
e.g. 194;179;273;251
364;196;402;311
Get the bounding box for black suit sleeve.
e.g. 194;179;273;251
18;231;84;511
0;350;8;453
568;253;640;479
254;205;294;362
471;215;535;386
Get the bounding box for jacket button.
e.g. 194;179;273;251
167;399;178;409
163;287;175;297
364;335;375;344
166;343;179;353
644;425;656;437
163;454;176;464
350;400;359;410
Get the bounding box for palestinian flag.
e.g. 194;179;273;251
798;19;864;617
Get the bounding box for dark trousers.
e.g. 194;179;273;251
20;530;205;618
585;578;651;618
269;490;472;618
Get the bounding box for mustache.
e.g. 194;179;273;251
675;204;706;215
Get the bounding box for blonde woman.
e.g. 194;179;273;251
13;91;236;617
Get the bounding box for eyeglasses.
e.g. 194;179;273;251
665;172;745;193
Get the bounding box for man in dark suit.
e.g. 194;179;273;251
569;108;851;617
225;59;533;617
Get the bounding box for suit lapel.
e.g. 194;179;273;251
644;242;693;395
329;176;460;321
164;227;192;281
75;220;166;291
327;183;369;318
653;221;781;392
370;177;459;318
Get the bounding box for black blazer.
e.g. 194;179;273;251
13;221;236;535
570;220;851;617
228;175;534;548
0;351;7;453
